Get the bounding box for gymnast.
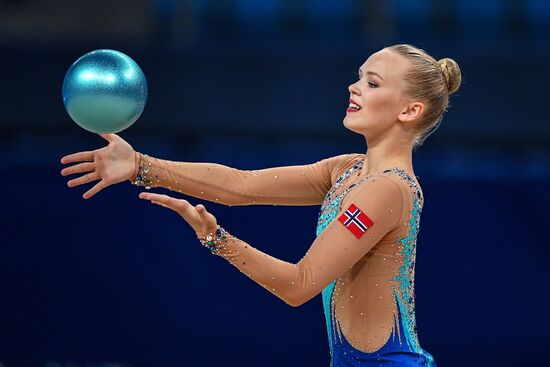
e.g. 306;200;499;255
61;44;461;366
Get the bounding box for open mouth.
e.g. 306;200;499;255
347;99;362;112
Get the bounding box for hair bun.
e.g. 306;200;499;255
438;58;462;95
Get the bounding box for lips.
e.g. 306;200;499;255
347;99;362;113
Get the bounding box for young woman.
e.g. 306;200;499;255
60;44;461;366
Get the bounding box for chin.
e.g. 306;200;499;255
343;116;365;134
343;114;355;128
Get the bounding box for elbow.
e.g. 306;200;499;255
288;300;306;308
285;298;303;308
284;265;317;307
285;299;304;308
284;291;313;308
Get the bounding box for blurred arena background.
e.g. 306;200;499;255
0;1;549;366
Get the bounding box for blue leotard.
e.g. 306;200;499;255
316;160;436;367
134;152;437;366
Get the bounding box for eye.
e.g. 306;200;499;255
368;82;378;88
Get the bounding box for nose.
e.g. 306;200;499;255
348;81;360;96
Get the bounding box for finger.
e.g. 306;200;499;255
139;192;166;201
142;193;199;223
140;193;182;210
61;151;94;164
150;200;173;209
67;171;100;188
196;204;210;218
99;133;115;143
61;162;95;176
195;204;217;228
194;204;219;238
83;179;109;199
195;204;209;221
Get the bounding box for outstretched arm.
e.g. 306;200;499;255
60;132;361;204
131;151;361;206
139;174;403;307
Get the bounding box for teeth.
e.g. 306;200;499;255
348;102;361;110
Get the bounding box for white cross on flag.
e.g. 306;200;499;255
338;203;374;239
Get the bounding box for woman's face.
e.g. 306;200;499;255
343;49;411;139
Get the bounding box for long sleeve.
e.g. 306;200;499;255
205;175;404;307
130;152;362;206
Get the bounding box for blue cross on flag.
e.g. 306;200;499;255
338;203;374;239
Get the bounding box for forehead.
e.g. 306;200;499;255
360;49;410;83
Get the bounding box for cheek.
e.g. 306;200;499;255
348;90;400;130
366;89;399;112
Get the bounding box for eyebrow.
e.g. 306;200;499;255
359;68;384;80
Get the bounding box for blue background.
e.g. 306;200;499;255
0;1;549;366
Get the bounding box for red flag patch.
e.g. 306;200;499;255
338;203;374;239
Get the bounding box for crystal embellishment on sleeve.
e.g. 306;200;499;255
315;160;432;365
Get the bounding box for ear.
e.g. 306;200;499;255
398;101;424;123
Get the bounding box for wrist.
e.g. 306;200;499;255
196;224;221;239
130;151;141;182
130;152;153;188
197;225;229;254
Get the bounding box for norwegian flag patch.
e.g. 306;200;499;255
338;203;374;239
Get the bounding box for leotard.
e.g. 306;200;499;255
130;152;436;366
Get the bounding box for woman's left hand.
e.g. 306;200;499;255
139;192;218;237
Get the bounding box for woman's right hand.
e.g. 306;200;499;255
60;133;137;199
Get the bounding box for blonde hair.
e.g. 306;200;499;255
386;44;462;147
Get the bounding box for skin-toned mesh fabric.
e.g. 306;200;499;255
130;152;431;361
130;152;362;206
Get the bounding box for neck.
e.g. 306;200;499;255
359;133;414;176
